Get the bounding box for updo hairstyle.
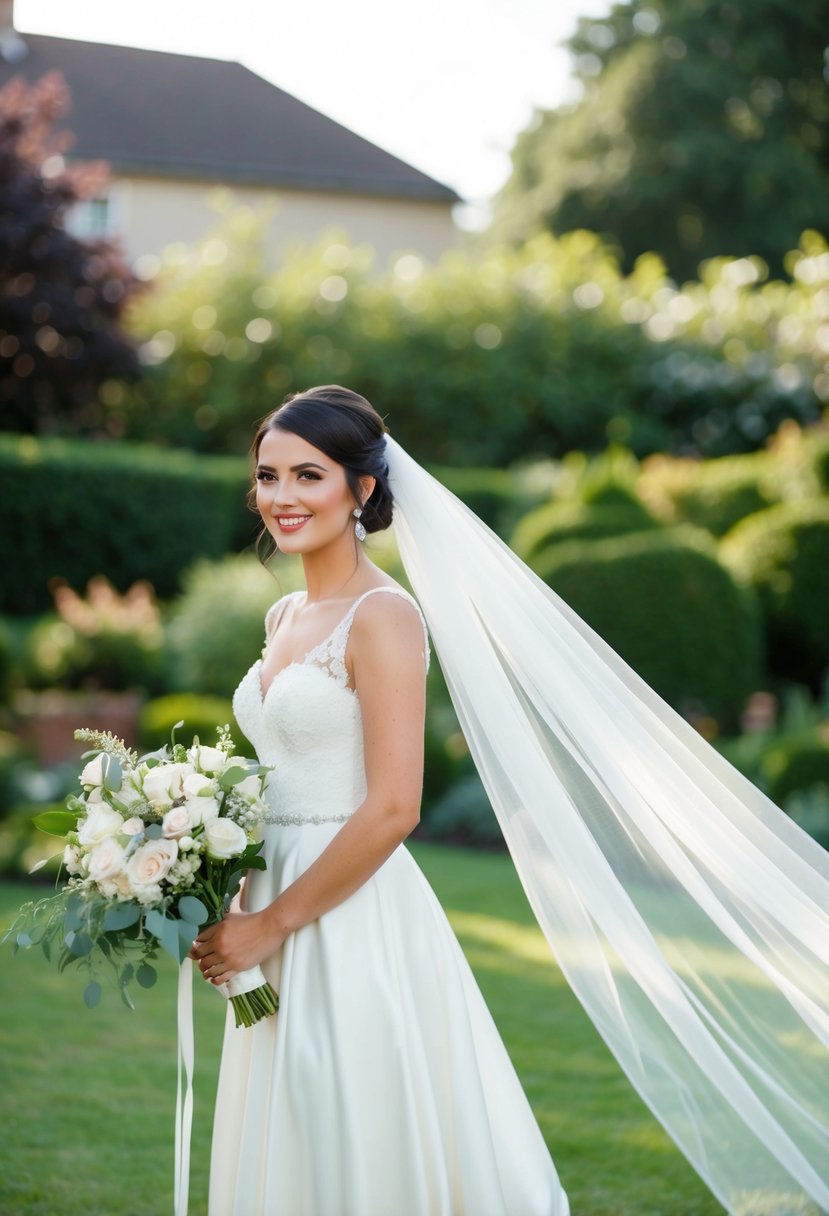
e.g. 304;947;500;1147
250;386;394;554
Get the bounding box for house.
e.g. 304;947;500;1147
0;0;459;267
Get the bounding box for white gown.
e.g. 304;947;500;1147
209;586;570;1216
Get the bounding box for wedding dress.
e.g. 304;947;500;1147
209;585;570;1216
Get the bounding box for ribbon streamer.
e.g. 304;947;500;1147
174;957;194;1216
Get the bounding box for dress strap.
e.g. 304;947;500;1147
263;592;300;652
338;587;431;675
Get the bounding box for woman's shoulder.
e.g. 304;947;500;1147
349;584;430;672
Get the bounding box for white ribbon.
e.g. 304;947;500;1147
174;957;194;1216
216;963;268;999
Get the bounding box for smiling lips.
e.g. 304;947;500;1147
276;515;312;532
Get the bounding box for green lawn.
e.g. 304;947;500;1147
0;843;721;1216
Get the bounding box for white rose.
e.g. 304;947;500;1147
86;787;105;805
187;795;221;825
162;805;195;839
178;835;195;851
78;805;125;848
182;772;215;798
234;774;262;801
122;816;144;836
99;870;133;900
190;745;226;774
203;818;248;860
126;838;178;889
141;762;193;811
79;754;105;788
88;839;126;884
63;844;82;875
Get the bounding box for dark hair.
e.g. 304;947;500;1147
250;385;393;556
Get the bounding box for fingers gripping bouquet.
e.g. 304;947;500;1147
6;724;279;1028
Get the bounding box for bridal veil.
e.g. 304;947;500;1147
385;434;829;1215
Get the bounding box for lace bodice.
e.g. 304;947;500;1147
232;587;430;826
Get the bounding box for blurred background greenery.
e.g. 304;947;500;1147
1;0;828;877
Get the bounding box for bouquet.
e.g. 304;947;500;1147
4;723;279;1028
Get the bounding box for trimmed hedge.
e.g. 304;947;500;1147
534;528;763;725
762;737;829;804
637;451;778;537
511;499;658;563
0;435;255;613
720;500;829;688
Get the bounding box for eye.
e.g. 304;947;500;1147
298;471;320;481
255;471;275;483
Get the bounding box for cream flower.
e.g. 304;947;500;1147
88;839;126;884
78;805;124;848
126;838;178;890
203;818;247;860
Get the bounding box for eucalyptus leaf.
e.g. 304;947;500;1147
177;896;209;926
16;931;31;949
41;937;52;962
84;980;102;1009
145;823;164;840
218;765;248;790
34;810;80;838
145;909;181;963
103;902;141;932
69;932;93;958
120;962;135;987
101;754;123;792
136;963;157;989
176;920;198;962
120;985;136;1011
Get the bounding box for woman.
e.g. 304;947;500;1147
195;385;829;1216
193;385;571;1215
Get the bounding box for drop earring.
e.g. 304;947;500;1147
353;507;367;542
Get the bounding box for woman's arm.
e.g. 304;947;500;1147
194;593;427;983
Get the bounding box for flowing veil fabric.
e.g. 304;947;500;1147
385;434;829;1214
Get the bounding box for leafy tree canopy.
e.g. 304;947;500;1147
491;0;829;280
0;72;141;434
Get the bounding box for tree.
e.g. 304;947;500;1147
491;0;829;280
0;72;142;434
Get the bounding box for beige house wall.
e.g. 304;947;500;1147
100;175;457;268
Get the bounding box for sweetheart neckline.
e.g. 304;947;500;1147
254;656;358;705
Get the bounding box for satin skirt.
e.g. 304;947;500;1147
209;826;569;1216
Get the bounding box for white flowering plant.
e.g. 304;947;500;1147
4;723;279;1028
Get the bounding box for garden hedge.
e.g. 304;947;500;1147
533;528;763;725
719;499;829;689
511;498;658;563
0;435;254;613
637;451;778;537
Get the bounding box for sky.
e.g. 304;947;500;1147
14;0;611;220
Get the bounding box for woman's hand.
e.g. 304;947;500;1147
189;909;286;987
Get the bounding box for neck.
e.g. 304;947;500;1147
300;538;368;604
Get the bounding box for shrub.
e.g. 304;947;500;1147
0;730;24;819
534;528;763;726
165;554;302;698
762;738;829;804
511;499;658;563
0;434;254;614
637;451;779;537
423;773;503;846
783;786;829;850
24;577;163;692
720;500;829;688
0;801;65;878
139;694;248;753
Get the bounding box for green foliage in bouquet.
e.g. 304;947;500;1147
3;723;278;1028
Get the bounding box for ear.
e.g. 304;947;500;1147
357;475;376;508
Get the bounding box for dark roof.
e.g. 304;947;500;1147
0;33;458;202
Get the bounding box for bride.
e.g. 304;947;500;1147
193;385;829;1216
193;385;570;1215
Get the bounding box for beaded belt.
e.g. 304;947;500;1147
262;811;353;826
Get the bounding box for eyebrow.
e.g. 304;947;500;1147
256;461;327;472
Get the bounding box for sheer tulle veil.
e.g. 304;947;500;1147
384;433;829;1214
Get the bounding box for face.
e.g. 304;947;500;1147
255;427;374;555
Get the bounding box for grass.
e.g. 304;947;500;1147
0;843;722;1216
